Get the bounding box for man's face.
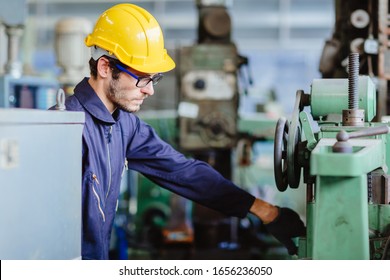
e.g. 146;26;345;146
106;67;155;113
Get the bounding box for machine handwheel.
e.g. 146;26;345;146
287;90;303;188
274;117;289;191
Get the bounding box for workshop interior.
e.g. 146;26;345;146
0;0;389;260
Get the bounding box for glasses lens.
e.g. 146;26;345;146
152;73;163;85
136;74;163;88
136;77;151;88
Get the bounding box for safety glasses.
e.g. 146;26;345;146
115;64;163;88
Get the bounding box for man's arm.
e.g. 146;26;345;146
249;198;279;223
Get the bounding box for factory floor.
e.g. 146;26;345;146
157;244;289;260
118;242;289;260
110;225;290;260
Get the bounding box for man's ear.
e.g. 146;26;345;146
97;56;111;78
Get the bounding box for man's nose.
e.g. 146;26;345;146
141;82;155;96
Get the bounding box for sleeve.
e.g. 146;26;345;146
125;117;256;218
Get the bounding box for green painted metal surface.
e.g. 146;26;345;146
136;110;178;148
135;173;172;228
299;111;317;151
368;204;390;234
310;76;376;121
291;75;390;259
312;175;369;259
309;136;386;259
378;205;390;233
311;139;385;177
238;113;277;140
305;202;315;259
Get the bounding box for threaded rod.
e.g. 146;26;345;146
348;53;359;110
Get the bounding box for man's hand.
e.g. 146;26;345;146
264;207;306;255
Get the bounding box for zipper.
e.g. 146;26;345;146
106;126;113;199
122;159;128;177
92;174;105;222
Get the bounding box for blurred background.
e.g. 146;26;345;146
2;0;389;260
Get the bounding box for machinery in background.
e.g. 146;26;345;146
319;0;390;120
0;0;26;79
55;17;92;95
274;53;390;259
176;0;253;251
0;75;58;109
0;0;59;110
177;1;245;151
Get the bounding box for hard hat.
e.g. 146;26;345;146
85;3;175;73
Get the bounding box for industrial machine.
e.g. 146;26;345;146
274;53;390;259
178;42;239;150
319;0;390;119
0;0;60;110
177;0;252;152
55;17;92;95
176;0;251;250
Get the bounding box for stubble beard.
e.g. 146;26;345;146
106;79;141;113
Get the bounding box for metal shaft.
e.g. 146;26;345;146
348;53;359;110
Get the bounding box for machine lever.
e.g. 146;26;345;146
347;125;389;140
333;125;390;153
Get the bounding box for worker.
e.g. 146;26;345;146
55;3;305;260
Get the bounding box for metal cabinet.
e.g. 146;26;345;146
0;108;84;260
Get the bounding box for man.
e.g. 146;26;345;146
59;3;305;259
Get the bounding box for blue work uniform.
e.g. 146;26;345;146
63;78;255;259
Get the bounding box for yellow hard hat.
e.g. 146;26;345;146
85;3;175;73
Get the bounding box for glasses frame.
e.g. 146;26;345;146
115;64;163;88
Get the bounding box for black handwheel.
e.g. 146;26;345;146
274;117;289;192
287;90;303;188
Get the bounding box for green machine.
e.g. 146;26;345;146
274;53;390;260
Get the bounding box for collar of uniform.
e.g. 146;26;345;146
73;78;119;124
